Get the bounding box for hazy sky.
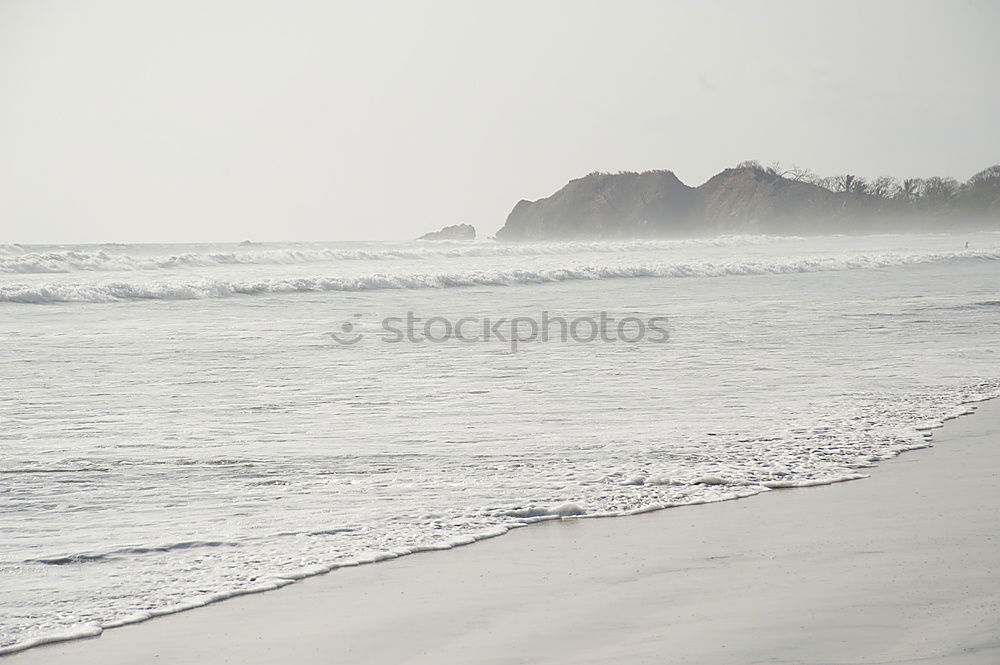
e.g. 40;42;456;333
2;0;998;243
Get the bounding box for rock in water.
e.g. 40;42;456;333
418;224;476;241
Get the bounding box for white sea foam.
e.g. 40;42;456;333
1;249;996;303
0;624;103;656
0;236;799;273
1;387;996;655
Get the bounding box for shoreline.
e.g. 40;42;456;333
5;397;999;663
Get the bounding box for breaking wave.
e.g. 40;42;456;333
0;237;797;273
2;249;996;304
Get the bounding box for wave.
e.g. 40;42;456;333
28;540;237;566
4;393;996;656
0;237;797;273
2;249;996;304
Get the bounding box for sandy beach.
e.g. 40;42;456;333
8;399;999;665
4;1;998;662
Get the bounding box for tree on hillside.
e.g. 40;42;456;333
966;165;1000;187
774;163;819;183
869;176;898;198
735;160;784;179
896;178;921;201
813;176;835;191
835;174;868;194
957;166;1000;215
921;177;960;202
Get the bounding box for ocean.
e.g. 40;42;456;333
1;232;999;653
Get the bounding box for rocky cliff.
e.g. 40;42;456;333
497;170;701;240
496;166;999;239
697;167;892;235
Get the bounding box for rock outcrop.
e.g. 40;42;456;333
417;224;476;240
418;224;476;241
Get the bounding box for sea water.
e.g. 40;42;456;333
1;232;999;652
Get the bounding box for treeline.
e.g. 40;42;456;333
737;160;1000;209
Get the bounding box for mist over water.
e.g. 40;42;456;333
2;232;999;652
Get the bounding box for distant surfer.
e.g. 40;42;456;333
965;241;970;249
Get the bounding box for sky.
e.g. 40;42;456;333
1;0;998;243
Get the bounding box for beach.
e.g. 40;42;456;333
8;398;998;664
5;1;999;661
